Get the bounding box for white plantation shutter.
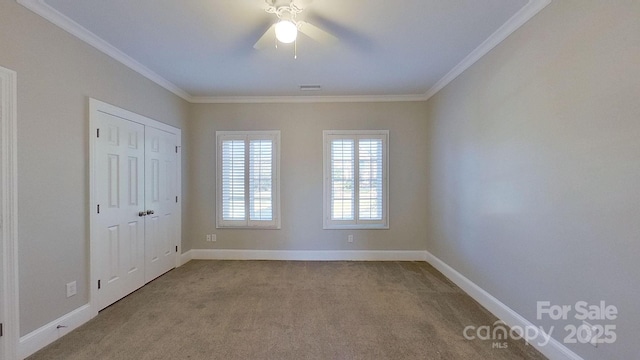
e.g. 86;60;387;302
217;131;280;228
330;139;355;221
249;139;274;223
221;140;246;221
324;131;388;229
358;139;383;221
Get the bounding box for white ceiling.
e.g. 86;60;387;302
18;0;550;102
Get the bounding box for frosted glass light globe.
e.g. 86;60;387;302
275;20;297;43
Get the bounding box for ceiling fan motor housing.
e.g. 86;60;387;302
266;0;302;22
267;0;296;9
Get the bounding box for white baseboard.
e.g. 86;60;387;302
424;251;583;360
19;304;92;359
185;249;427;262
179;250;193;266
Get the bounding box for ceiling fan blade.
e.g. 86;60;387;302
253;24;275;50
297;21;338;44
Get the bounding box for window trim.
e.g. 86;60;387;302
216;130;281;229
323;130;389;230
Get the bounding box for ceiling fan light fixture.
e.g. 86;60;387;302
275;20;297;43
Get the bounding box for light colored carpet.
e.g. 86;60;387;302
28;261;546;359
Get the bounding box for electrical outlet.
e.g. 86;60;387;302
211;234;217;242
348;235;354;243
206;234;211;242
66;281;77;298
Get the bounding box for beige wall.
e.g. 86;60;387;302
0;1;190;335
425;1;640;359
187;102;429;252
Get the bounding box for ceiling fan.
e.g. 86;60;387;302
253;0;338;57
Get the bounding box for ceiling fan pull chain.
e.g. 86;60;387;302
294;38;297;59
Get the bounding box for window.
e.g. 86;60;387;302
216;131;280;228
323;130;389;229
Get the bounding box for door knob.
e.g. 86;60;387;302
146;210;155;215
138;211;146;217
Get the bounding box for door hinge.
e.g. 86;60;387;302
175;246;178;252
175;146;178;153
97;204;100;214
0;323;3;337
176;196;178;203
98;280;101;290
97;128;100;138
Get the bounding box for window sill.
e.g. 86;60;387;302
323;224;389;230
216;225;281;230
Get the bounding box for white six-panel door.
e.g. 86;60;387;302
92;99;180;311
94;112;147;310
144;126;178;283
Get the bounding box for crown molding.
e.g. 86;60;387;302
423;0;551;100
16;0;193;102
17;0;550;104
189;93;428;104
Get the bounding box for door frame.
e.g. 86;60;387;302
89;98;182;317
0;66;19;360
